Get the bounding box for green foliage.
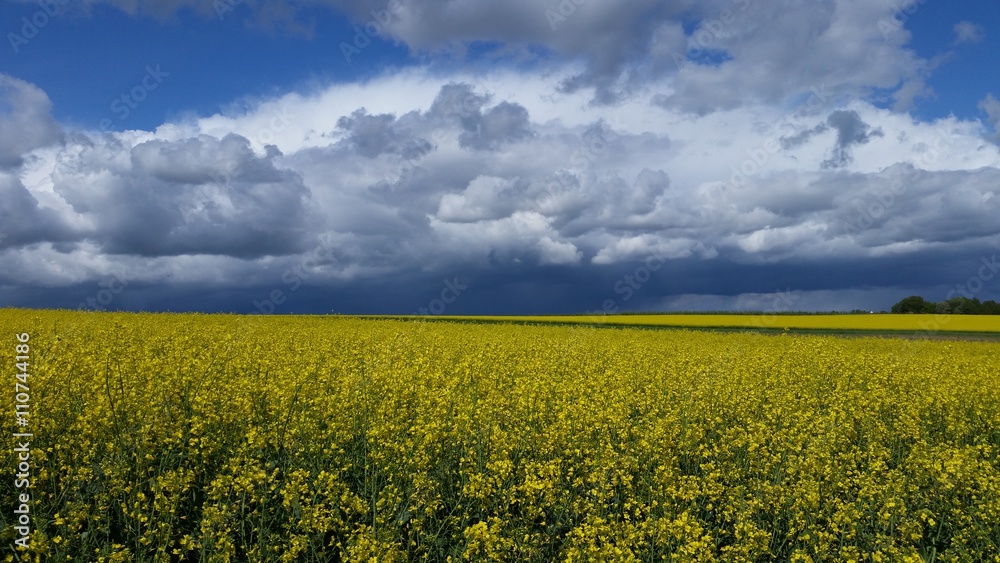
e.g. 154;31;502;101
892;295;1000;315
891;296;935;314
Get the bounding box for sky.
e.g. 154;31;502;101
1;0;999;315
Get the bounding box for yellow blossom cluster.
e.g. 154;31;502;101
1;309;999;561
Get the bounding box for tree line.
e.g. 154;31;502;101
891;295;1000;315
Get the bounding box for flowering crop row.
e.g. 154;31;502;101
1;310;998;561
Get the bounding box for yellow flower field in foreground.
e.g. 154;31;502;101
2;309;999;562
424;314;1000;333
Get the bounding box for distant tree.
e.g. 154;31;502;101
891;295;935;314
945;296;982;314
892;295;1000;314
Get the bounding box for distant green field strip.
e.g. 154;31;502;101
393;314;1000;333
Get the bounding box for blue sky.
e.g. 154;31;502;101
1;0;999;314
1;2;411;129
896;0;999;120
1;1;995;127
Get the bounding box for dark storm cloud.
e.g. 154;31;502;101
50;133;315;258
0;172;73;248
5;246;995;315
779;110;885;168
822;110;884;169
427;84;534;151
780;123;828;151
837;165;1000;246
458;102;534;151
428;83;490;120
336;109;434;159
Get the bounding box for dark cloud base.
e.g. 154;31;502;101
5;248;996;315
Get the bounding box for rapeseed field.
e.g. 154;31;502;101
2;309;999;561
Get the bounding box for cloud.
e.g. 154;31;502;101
3;71;1000;312
0;74;63;169
822;110;885;169
953;21;985;45
25;0;940;114
778;109;886;168
0;171;73;249
781;123;829;151
981;94;1000;143
651;1;930;113
336;108;433;159
45;132;315;258
535;236;582;265
436;176;529;223
339;0;929;113
459;101;534;151
428;83;534;151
